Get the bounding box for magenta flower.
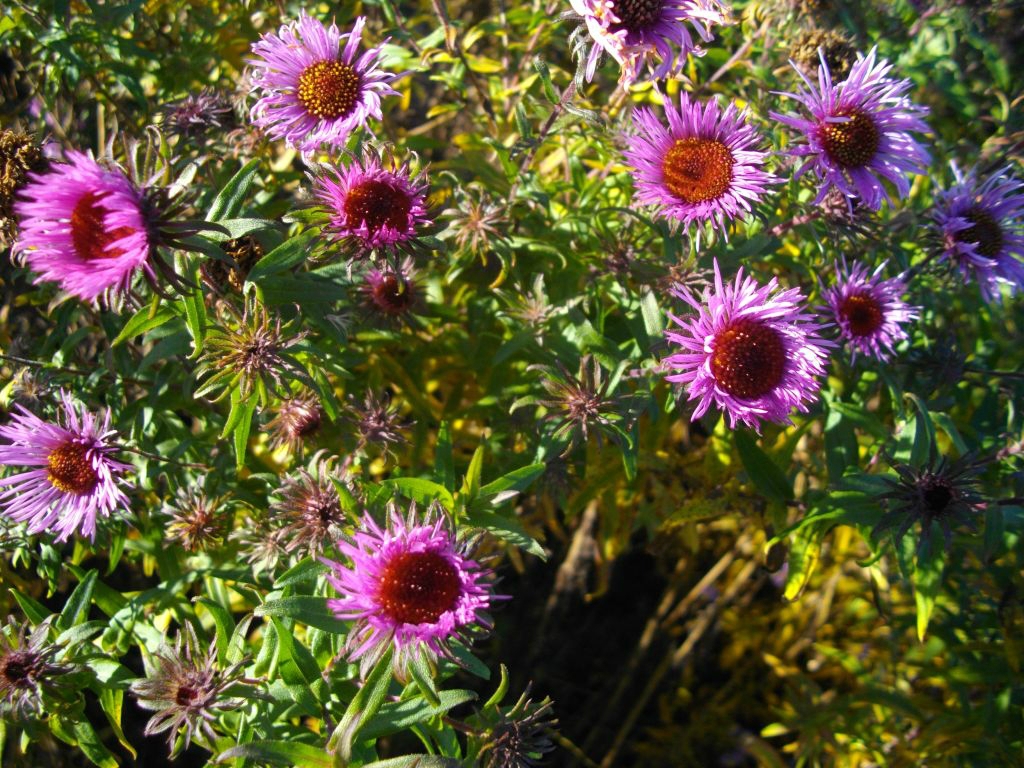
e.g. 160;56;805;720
569;0;728;84
771;47;930;211
249;13;399;154
12;151;153;302
664;259;834;431
0;392;131;542
323;506;495;677
933;164;1024;303
622;93;776;239
821;259;918;362
313;154;431;252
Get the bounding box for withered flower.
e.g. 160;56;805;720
273;458;347;557
266;394;324;454
0;617;69;719
131;623;253;754
345;390;410;458
165;488;230;552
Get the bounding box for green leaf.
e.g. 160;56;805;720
381;477;456;510
214;741;333;767
361;758;462;768
360;690;478;739
233;396;257;471
58;569;97;631
914;545;945;642
331;648;394;762
734;431;793;504
207;159;261;222
99;688;137;759
408;653;440;707
461;444;485;500
112;303;175;346
255;597;348;634
783;522;827;601
477;463;545;501
195;597;234;664
246;229;317;283
435;421;455;492
904;393;936;467
12;591;51;625
464;509;546;560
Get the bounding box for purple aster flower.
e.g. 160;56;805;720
323;505;495;677
933;164;1024;303
0;392;131;542
314;153;431;253
821;259;918;362
771;47;930;211
663;259;834;431
622;93;777;239
249;13;399;154
12;151;154;302
569;0;728;84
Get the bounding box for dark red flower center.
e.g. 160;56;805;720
344;179;412;235
377;550;462;625
922;478;954;515
1;651;39;689
958;207;1004;259
175;683;199;707
367;272;416;315
47;442;99;495
838;291;884;337
297;60;362;120
662;138;734;205
70;191;136;262
610;0;664;33
820;109;879;169
710;319;787;400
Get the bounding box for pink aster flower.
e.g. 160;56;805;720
0;392;131;542
664;259;834;431
323;506;495;677
622;93;777;239
12;151;154;302
249;13;399;154
314;153;431;254
569;0;728;84
821;259;918;362
771;47;930;211
933;164;1024;303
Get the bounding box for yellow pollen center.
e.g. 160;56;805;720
662;138;734;205
297;60;361;120
820;109;879;169
47;442;99;495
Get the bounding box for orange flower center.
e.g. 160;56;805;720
959;207;1004;259
344;179;412;235
820;109;879;169
47;442;99;495
377;551;461;625
662;138;734;205
297;60;361;120
70;192;136;262
838;291;884;337
710;319;787;399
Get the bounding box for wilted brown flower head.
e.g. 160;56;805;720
267;394;324;454
201;235;265;294
789;29;857;79
195;296;311;405
161;88;236;140
345;390;410;458
477;686;558;768
273;458;347;556
232;514;290;576
0;617;68;720
165;488;230;552
130;623;253;755
873;448;987;554
446;186;505;257
0;129;45;244
360;258;420;322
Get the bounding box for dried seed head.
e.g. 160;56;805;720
0;617;68;720
201;235;265;294
789;29;857;79
161;88;236;140
346;390;410;458
0;129;46;245
266;394;324;454
273;459;346;557
478;687;558;768
165;488;230;552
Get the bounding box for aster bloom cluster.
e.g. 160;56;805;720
821;259;918;361
664;260;833;431
771;47;931;211
323;505;496;677
570;0;729;84
933;164;1024;302
12;151;155;302
622;92;777;239
0;392;130;542
249;13;399;154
